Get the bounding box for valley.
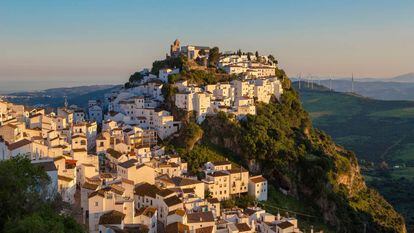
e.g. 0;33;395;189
296;83;414;229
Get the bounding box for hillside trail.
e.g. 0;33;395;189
380;135;407;161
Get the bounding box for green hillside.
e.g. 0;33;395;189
149;57;406;232
296;83;414;229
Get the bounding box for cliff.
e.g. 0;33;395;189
199;75;406;233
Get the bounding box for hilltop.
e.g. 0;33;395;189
123;48;406;232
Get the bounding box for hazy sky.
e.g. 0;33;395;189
1;0;414;88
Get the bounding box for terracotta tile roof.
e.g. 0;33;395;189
135;206;157;218
73;148;87;153
209;171;229;177
236;223;251;232
157;188;175;197
171;177;202;186
7;139;32;150
165;222;189;233
134;183;160;198
98;210;125;225
277;221;294;229
212;160;231;166
118;159;138;169
250;176;266;183
187;211;214;223
164;195;182;207
195;226;214;233
106;148;123;159
82;182;99;190
58;175;73;182
168;209;185;217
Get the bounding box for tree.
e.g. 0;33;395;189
0;157;85;232
208;47;220;67
129;72;144;83
255;51;259;58
237;49;242;56
247;52;252;61
268;54;277;64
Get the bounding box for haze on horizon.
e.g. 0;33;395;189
1;0;414;89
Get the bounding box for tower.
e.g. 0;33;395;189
170;39;181;57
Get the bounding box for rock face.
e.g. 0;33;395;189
200;76;406;233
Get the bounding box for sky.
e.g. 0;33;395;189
1;0;414;91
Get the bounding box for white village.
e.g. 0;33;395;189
0;40;313;233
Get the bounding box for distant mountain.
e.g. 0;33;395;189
2;85;121;109
299;79;414;101
388;73;414;83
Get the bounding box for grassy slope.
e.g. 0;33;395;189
296;85;414;229
297;86;414;164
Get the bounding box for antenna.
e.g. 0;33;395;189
311;76;314;89
329;76;333;91
351;73;354;93
64;96;68;108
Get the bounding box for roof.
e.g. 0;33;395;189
118;159;138;169
7;139;31;150
171;176;202;186
236;223;251;232
168;209;185;217
89;185;124;198
250;176;266;183
212;161;232;166
209;171;229;177
135;206;157;218
58;175;74;182
99;210;125;225
82;182;99;190
32;161;57;172
72;148;87;153
134;183;160;198
165;222;190;233
228;167;248;174
277;221;294;229
106;148;123;159
1;124;17;129
187;211;214;223
195;226;214;233
157;188;175;197
164;195;182;207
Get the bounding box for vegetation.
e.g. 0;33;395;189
297;84;414;231
197;74;405;232
0;157;85;233
208;46;220;67
151;55;187;75
128;71;145;83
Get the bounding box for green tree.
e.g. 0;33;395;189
208;47;220;67
128;72;144;83
237;49;242;56
0;157;85;232
255;51;259;58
